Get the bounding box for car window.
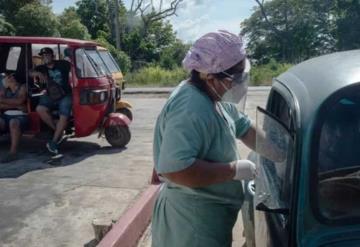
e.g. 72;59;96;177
254;89;296;212
98;50;121;73
84;50;109;76
268;90;294;131
75;49;106;78
6;46;21;71
31;44;60;68
316;92;360;220
60;45;71;62
255;106;295;212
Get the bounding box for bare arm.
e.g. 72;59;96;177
30;70;48;83
0;86;27;106
240;124;256;150
161;159;236;188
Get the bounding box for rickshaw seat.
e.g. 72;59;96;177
23;112;41;135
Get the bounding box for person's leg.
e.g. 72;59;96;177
8;118;21;154
46;96;72;154
0;117;22;163
53;115;68;143
53;95;72;143
36;95;56;130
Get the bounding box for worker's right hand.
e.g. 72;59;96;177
231;159;257;181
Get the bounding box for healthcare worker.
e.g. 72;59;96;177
152;30;258;247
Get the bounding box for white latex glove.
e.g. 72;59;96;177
231;160;257;181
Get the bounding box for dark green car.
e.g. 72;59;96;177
244;50;360;247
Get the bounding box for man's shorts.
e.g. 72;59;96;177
0;114;29;132
38;95;72;117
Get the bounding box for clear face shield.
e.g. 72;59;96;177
220;59;251;112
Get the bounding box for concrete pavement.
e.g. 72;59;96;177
0;94;161;247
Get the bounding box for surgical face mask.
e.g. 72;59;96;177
221;72;249;103
208;59;251;112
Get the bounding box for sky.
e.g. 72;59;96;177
52;0;257;42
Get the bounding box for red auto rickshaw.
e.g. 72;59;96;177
0;37;131;147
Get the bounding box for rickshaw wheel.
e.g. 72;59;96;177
105;125;131;148
116;107;133;121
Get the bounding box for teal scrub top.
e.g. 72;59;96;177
152;81;251;247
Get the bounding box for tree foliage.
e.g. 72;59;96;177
242;0;360;64
76;0;109;39
59;7;91;39
122;20;178;69
13;3;60;36
334;0;360;50
0;0;187;74
243;0;331;63
0;16;16;36
0;0;40;22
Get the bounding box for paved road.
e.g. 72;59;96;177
0;87;269;247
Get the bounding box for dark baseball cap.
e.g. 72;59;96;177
39;47;54;56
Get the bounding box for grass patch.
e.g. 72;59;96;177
125;60;293;87
125;66;188;87
250;60;293;86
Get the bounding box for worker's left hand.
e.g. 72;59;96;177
231;159;257;181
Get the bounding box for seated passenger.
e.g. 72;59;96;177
0;71;28;163
30;47;72;155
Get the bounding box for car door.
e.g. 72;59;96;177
254;88;297;247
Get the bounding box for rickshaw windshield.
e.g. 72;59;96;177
316;92;360;221
98;50;121;73
75;49;107;78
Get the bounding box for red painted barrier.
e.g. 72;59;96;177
98;184;161;247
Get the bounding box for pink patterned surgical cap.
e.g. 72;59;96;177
182;30;246;74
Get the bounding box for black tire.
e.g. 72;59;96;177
105;125;131;148
117;107;133;121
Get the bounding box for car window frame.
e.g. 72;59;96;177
310;82;360;226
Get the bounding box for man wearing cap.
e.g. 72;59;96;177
152;30;258;247
31;47;71;154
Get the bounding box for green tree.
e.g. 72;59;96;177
334;0;360;50
0;16;16;35
159;39;190;69
122;20;178;68
13;3;60;36
76;0;109;39
241;0;336;64
59;7;91;39
0;0;40;23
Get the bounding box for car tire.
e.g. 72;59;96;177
105;125;131;148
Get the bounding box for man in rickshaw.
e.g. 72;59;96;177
30;47;72;155
0;71;28;163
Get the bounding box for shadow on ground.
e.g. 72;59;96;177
0;136;126;179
